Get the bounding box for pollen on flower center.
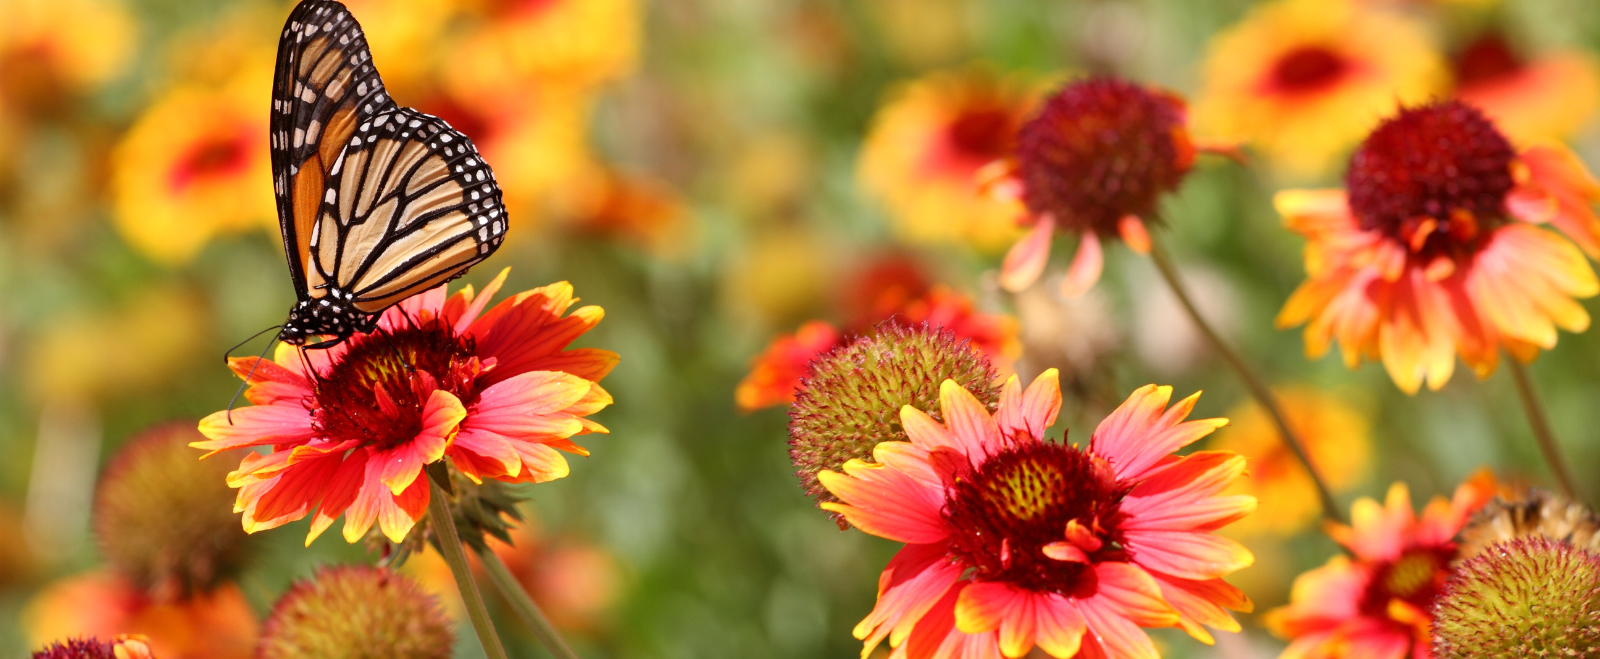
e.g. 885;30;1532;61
1362;547;1451;614
312;321;482;450
1015;77;1192;236
942;439;1126;592
1345;101;1517;261
1269;46;1348;92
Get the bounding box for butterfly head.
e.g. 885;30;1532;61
280;296;375;346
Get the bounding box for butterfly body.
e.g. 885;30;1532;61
270;0;506;347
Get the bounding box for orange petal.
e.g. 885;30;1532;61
1059;232;1103;299
1118;216;1152;255
1001;215;1055;292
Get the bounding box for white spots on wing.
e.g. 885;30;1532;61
306;119;322;143
439;134;452;143
300;87;316;103
409;119;421;128
475;171;485;182
356;81;367;96
325;188;337;203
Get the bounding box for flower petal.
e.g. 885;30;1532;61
939;379;1002;453
1090;386;1226;483
1001;214;1054;292
1121;451;1256;531
1125;529;1253;580
1060;232;1103;299
380;390;465;495
194;404;319;458
853;542;963;655
820;452;950;545
954;581;1035;657
995;369;1061;442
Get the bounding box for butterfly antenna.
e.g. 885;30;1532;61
222;325;284;364
396;305;422;331
375;326;415;372
225;335;280;426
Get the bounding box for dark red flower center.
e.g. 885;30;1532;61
311;320;483;451
168;132;252;193
1015;77;1192;236
1360;546;1454;616
942;438;1127;593
1346;101;1516;262
1454;34;1525;87
1269;46;1350;93
947;107;1017;163
32;637;117;659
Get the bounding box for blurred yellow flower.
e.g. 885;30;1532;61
723;227;832;327
1210;387;1371;537
443;0;640;101
23;571;257;659
1452;34;1600;145
1192;0;1446;178
24;286;208;403
340;0;463;96
0;0;136;116
110;82;274;265
858;67;1033;253
563;169;693;258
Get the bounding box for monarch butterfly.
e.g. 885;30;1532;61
270;0;506;348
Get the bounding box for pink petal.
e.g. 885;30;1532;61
901;406;963;454
854;543;963;653
995;369;1061;442
954;581;1034;657
1001;215;1055;292
820;454;950;545
1082;562;1178;628
1090;386;1226;483
1125;530;1253;581
1060;232;1103;299
939;380;1002;453
1076;596;1160;659
1150;572;1250;644
379;390;465;495
227;356;312;405
453;267;510;334
1118;215;1151;255
1034;593;1088;659
465;371;593;439
194;404;319;458
448;428;521;483
504;442;571;483
306;448;371;546
1121;452;1255;531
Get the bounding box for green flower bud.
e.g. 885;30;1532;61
1431;536;1600;659
788;322;1000;521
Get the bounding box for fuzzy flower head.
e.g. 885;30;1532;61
1430;536;1600;659
194;270;616;546
1266;473;1498;659
822;373;1256;658
32;636;154;659
258;566;452;659
788;323;1001;515
1276;100;1600;393
998;77;1195;296
94;422;249;600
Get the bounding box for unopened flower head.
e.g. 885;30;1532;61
788;322;999;513
93;422;248;600
258;566;452;659
1431;536;1600;659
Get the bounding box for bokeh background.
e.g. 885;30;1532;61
2;0;1599;657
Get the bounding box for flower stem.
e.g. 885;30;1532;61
427;479;510;659
476;545;584;659
1147;238;1345;524
1505;356;1581;501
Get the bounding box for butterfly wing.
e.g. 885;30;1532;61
270;0;396;303
312;106;507;314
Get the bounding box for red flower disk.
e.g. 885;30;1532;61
821;372;1255;659
194;270;617;545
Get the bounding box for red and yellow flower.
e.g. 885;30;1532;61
23;571;257;659
194;270;616;545
0;0;136;118
994;77;1206;296
858;67;1037;253
1265;473;1498;659
823;373;1255;658
736;286;1020;412
1276;100;1600;393
1450;32;1600;144
1209;387;1372;537
1192;0;1445;177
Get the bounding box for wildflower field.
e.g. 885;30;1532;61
2;0;1600;657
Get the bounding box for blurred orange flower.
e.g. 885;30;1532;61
564;169;692;258
858;67;1035;253
1193;0;1445;177
736;285;1018;412
1265;473;1497;659
1277;101;1600;393
0;0;136;117
195;273;615;545
1451;33;1600;145
110;83;273;265
1210;387;1371;537
441;0;640;101
23;572;257;659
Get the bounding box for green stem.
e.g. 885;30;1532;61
1506;356;1581;501
428;479;510;659
1147;238;1346;525
476;546;584;659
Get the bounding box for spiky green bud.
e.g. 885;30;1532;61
259;565;453;659
788;322;1000;517
93;422;249;599
1431;536;1600;658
